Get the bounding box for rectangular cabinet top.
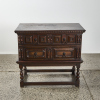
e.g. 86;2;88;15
15;23;85;32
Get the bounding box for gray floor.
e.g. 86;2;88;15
0;54;100;100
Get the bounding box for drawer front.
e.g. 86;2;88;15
18;46;81;61
53;47;76;60
24;48;46;60
67;35;76;44
18;34;82;45
39;35;47;44
53;35;61;43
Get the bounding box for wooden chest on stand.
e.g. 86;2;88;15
15;23;86;87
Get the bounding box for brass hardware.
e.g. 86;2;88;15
34;38;37;41
63;38;66;41
62;52;66;57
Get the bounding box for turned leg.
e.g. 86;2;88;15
72;66;75;75
19;65;24;87
24;66;27;75
75;64;80;87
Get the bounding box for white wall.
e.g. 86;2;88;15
0;0;100;54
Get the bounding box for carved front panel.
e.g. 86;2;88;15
53;35;61;43
77;35;82;43
25;35;32;43
24;48;46;60
18;47;23;60
39;35;47;44
47;34;53;43
67;35;76;43
77;47;81;58
18;35;24;44
53;48;76;60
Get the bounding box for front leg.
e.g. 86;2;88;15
19;65;24;87
75;64;80;87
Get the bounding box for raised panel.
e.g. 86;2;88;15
25;35;32;43
39;35;47;44
24;48;46;60
67;35;76;43
53;35;61;43
53;48;76;60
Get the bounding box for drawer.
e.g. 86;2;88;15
24;48;46;60
67;35;76;44
53;47;76;60
18;34;82;45
39;35;47;44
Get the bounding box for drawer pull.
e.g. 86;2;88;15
62;52;66;57
63;38;66;41
34;38;37;41
34;52;37;58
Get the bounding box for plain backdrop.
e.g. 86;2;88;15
0;0;100;54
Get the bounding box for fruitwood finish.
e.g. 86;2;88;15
15;23;86;87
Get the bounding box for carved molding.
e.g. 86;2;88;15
19;47;23;60
47;48;52;59
18;35;23;44
16;30;85;34
25;36;32;43
47;34;52;43
77;48;81;58
77;35;82;43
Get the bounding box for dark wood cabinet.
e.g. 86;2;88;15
15;23;86;87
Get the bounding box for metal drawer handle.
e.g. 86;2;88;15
63;38;66;41
34;38;37;41
63;52;66;57
34;52;37;58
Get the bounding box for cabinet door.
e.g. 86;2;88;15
53;47;76;60
24;48;46;60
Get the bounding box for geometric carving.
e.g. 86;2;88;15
25;36;32;43
18;35;24;44
25;48;46;59
47;34;53;43
19;47;23;60
67;35;75;43
56;37;59;41
77;35;82;43
53;35;61;43
39;35;47;43
77;48;81;58
54;48;75;59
